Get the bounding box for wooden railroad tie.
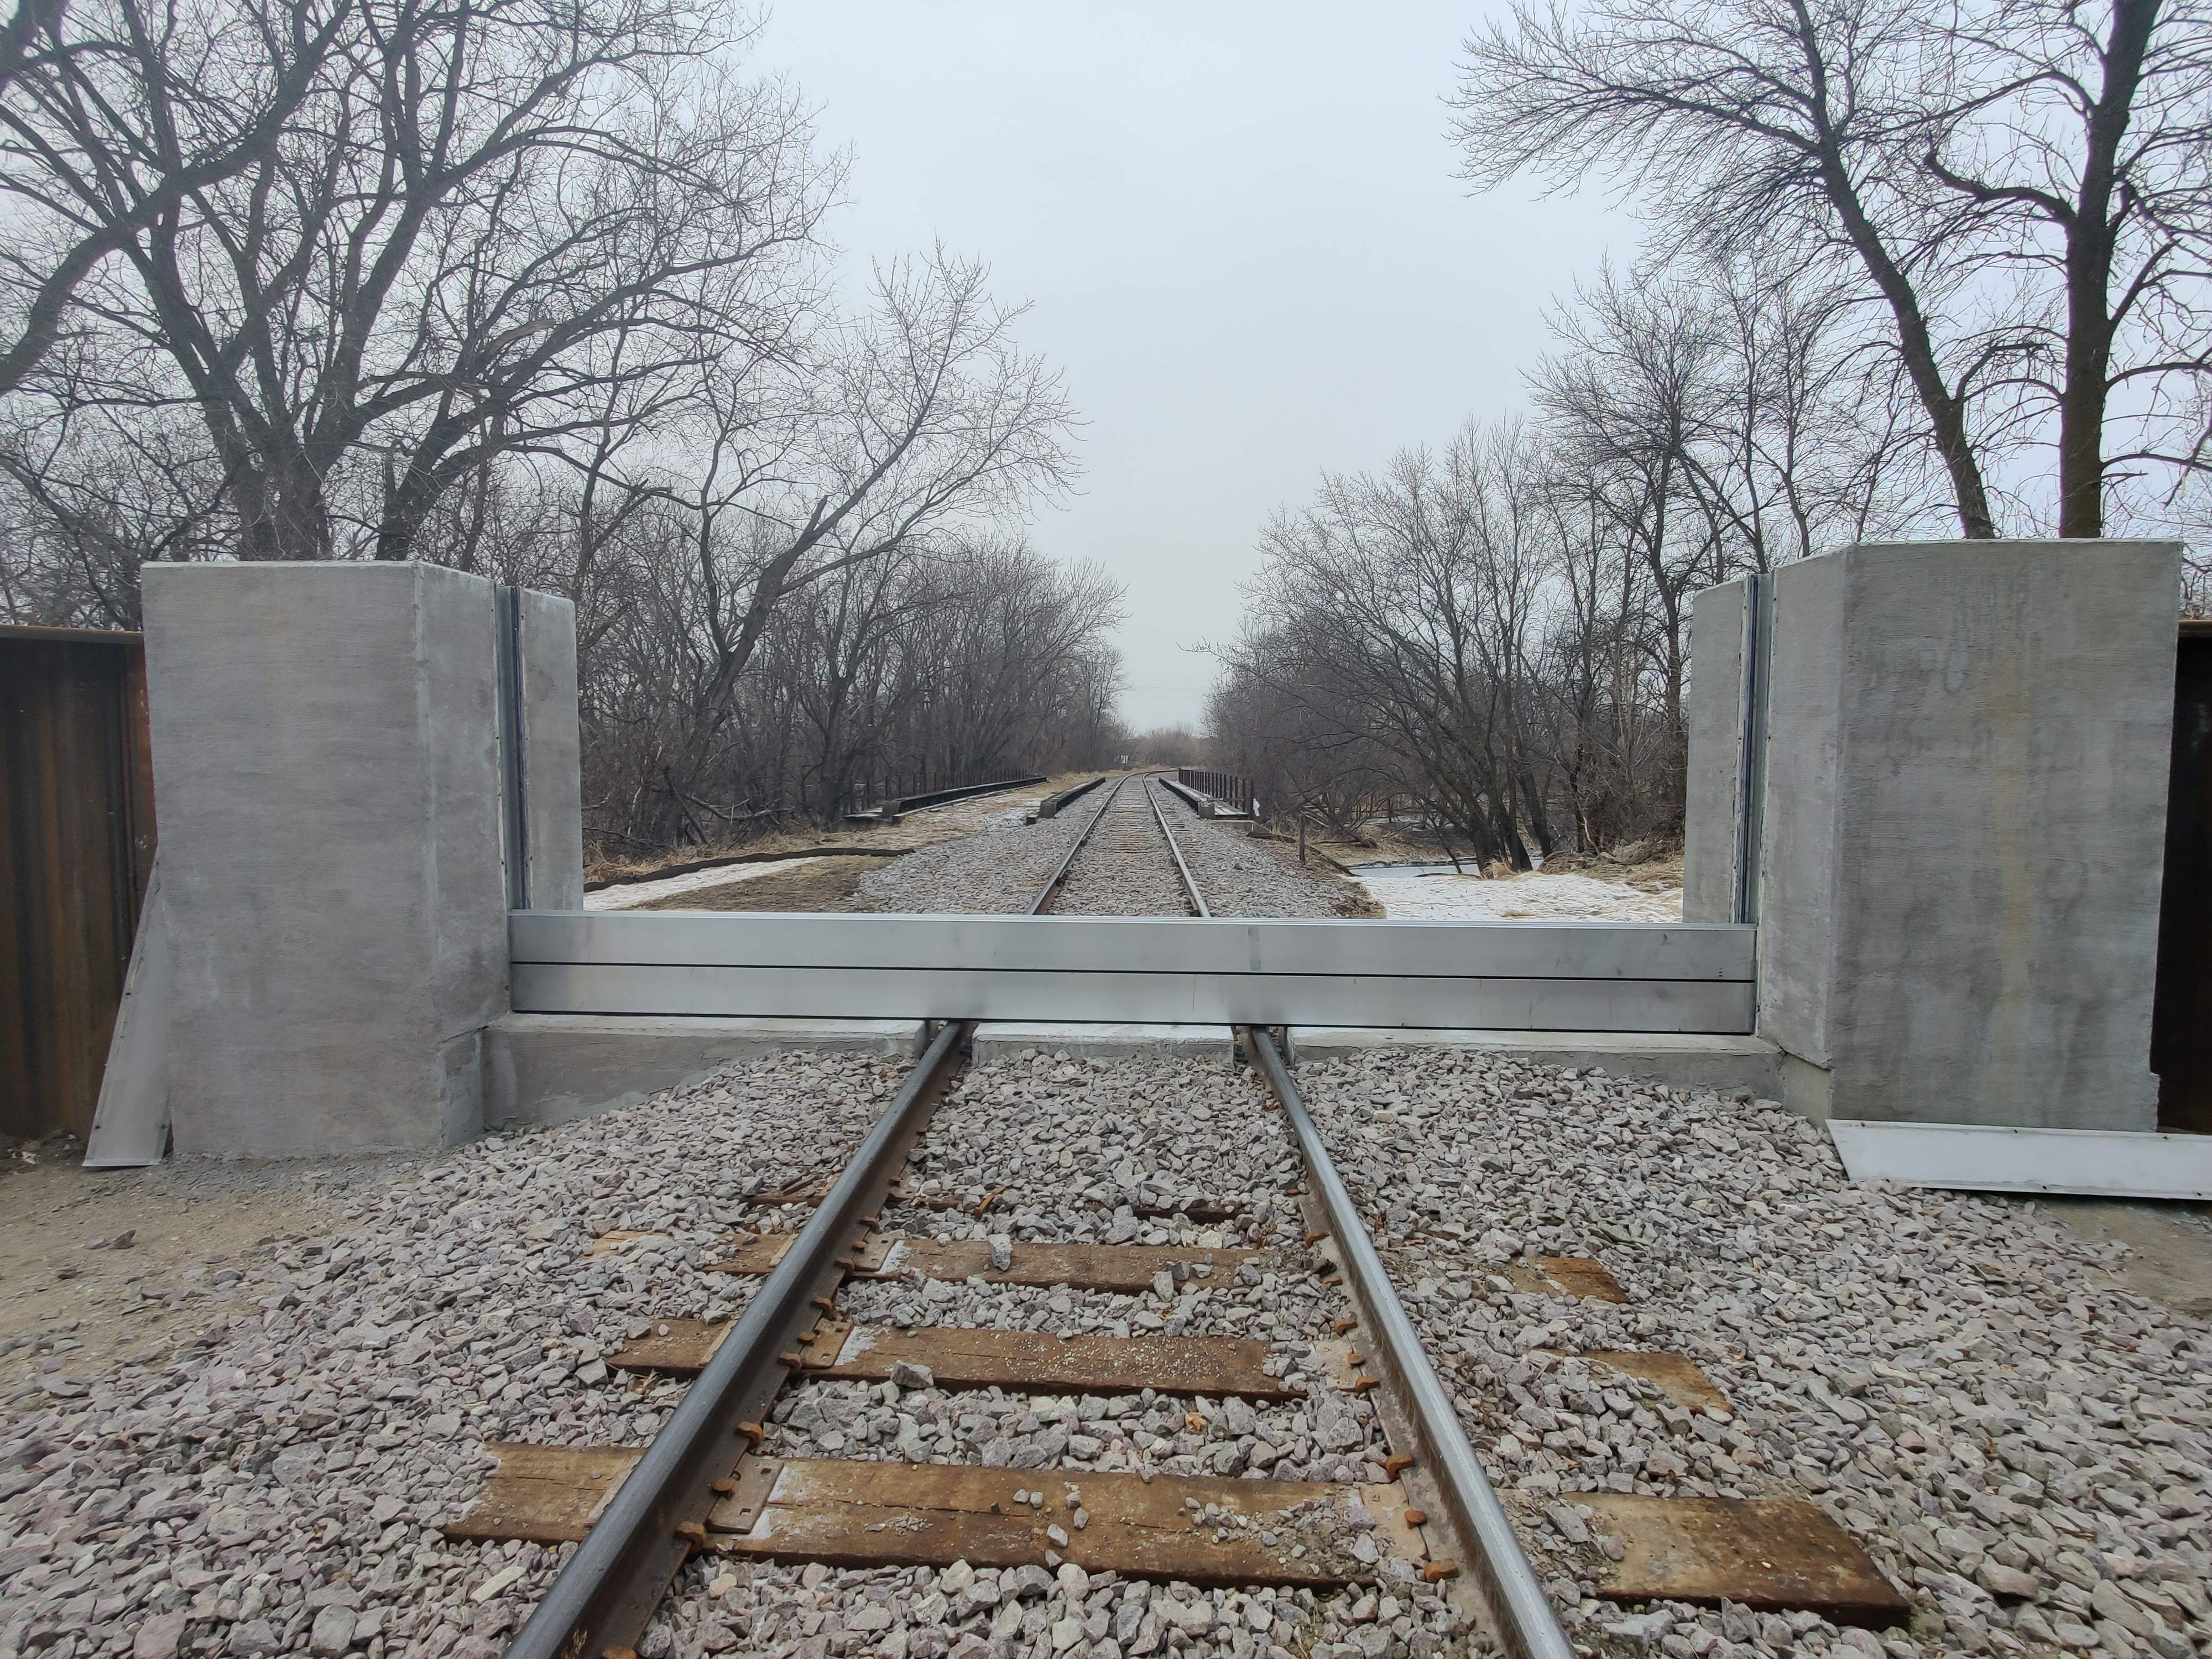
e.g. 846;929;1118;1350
1496;1490;1907;1628
734;1175;1249;1225
608;1319;1304;1401
702;1234;1272;1294
448;1450;1434;1589
1500;1256;1631;1303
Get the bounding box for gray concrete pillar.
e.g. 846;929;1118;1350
142;562;526;1155
1682;578;1750;924
504;587;584;910
1686;539;2182;1131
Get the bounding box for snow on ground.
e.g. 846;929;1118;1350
1354;869;1684;923
586;857;826;911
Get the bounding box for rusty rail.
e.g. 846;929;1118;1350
1145;777;1211;919
502;1019;974;1659
1243;1027;1573;1659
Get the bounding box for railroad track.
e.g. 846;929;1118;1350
469;776;1569;1659
1025;775;1135;916
471;784;1901;1659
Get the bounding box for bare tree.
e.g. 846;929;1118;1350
3;0;835;560
0;0;355;400
1452;0;2212;538
1922;0;2212;533
586;252;1079;842
0;0;65;97
0;0;1094;865
1228;424;1561;867
1212;246;1931;857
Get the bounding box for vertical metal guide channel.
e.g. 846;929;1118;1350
1731;573;1772;927
495;584;532;911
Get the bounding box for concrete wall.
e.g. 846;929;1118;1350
1682;580;1748;924
513;588;583;910
144;562;513;1154
1739;539;2180;1130
1757;550;1849;1084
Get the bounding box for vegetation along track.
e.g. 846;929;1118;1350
467;797;1908;1659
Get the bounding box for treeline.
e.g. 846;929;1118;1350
1212;253;1939;864
1217;0;2211;866
442;492;1125;848
0;0;1111;854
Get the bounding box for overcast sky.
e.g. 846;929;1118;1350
754;3;1639;732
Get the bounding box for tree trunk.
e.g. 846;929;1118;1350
1790;0;1999;538
2058;0;2157;539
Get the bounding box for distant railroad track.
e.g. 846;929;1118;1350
1026;774;1136;915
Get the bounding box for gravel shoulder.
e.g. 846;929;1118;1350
0;1152;424;1399
1165;803;1379;920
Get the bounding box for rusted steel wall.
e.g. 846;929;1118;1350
0;627;157;1140
2154;620;2212;1134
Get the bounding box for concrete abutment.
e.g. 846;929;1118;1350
133;561;581;1156
112;541;2199;1186
1686;538;2183;1135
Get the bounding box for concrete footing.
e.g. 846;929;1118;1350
1281;1028;1780;1095
969;1023;1236;1063
484;1013;925;1128
118;561;587;1159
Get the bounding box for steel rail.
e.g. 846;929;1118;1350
1024;773;1130;915
1244;1027;1575;1659
1144;777;1211;919
504;1019;974;1659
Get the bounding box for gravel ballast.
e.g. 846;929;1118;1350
1157;799;1371;920
848;809;1090;914
661;1048;1485;1659
1295;1047;2212;1659
844;778;1370;921
0;1054;899;1659
11;1044;2205;1659
15;793;2203;1659
0;1048;1481;1659
1044;785;1196;917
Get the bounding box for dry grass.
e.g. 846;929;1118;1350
583;769;1107;886
625;853;903;911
